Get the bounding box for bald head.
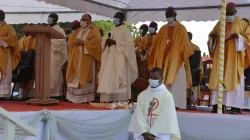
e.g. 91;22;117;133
0;10;5;21
80;14;92;28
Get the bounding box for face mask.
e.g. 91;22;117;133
139;29;144;35
47;17;53;25
80;21;87;28
167;17;175;23
0;21;3;26
226;15;235;22
72;30;75;33
113;18;120;26
148;79;160;88
148;27;156;34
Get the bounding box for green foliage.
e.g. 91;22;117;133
11;21;139;39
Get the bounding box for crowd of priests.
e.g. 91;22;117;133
0;2;250;116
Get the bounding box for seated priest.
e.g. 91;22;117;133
129;67;181;140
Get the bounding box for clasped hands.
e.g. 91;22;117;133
105;38;116;47
73;39;84;46
142;132;156;140
210;32;239;40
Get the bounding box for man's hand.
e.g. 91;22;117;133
231;33;239;39
210;32;219;39
73;39;84;46
105;38;116;47
140;50;147;56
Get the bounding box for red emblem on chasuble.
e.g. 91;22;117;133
147;98;159;128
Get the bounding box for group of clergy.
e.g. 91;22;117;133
0;2;250;114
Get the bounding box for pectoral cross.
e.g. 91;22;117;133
166;39;170;45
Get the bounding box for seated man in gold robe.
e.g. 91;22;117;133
0;10;20;98
208;3;250;114
66;14;102;103
18;32;36;99
149;7;194;109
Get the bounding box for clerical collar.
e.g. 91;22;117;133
148;84;166;92
168;21;176;26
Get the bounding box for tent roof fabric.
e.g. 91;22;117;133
0;0;110;24
37;0;250;23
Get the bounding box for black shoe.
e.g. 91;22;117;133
230;107;240;114
211;105;217;113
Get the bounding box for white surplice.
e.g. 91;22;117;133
211;35;246;108
166;64;187;109
50;25;68;97
0;40;11;97
129;84;181;140
97;25;138;102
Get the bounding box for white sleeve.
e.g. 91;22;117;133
209;38;216;53
236;34;246;52
0;40;9;48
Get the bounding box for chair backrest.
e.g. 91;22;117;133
12;50;35;83
189;50;201;87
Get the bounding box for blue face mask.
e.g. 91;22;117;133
148;79;160;88
113;18;120;26
148;27;156;34
167;17;175;23
226;15;235;22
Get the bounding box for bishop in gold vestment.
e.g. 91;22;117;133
149;7;193;109
209;3;250;113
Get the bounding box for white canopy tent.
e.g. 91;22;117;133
37;0;250;23
0;0;110;24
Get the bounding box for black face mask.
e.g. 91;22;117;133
0;16;4;21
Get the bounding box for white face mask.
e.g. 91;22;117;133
167;17;175;23
148;27;156;34
226;15;235;22
139;29;143;35
80;21;87;28
47;17;53;25
148;79;160;88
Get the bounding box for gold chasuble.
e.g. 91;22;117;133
0;21;20;78
139;34;157;70
67;25;101;89
150;21;194;88
208;16;250;91
0;21;20;97
134;36;142;51
19;36;36;51
67;25;101;103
